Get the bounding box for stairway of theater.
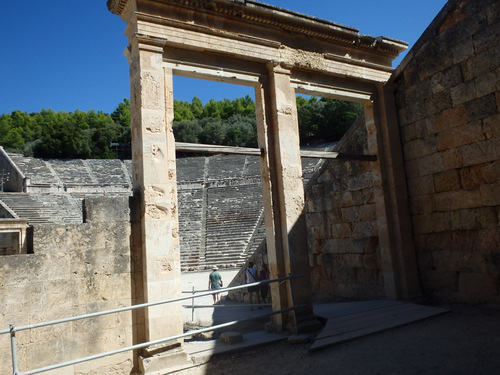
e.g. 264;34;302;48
8;154;132;188
176;154;266;271
2;150;326;270
0;192;83;224
204;184;264;269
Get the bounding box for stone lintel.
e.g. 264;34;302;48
108;0;407;63
133;21;395;83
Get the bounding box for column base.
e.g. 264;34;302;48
138;342;191;375
265;313;323;335
295;314;323;334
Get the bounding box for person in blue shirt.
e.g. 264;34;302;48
245;262;261;310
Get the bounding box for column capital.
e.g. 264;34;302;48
131;34;167;54
267;61;293;75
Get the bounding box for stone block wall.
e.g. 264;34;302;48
304;0;499;306
0;197;139;374
393;0;500;304
305;119;384;301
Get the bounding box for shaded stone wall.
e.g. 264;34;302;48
393;0;500;304
305;118;384;301
0;231;18;255
305;0;500;305
0;197;139;374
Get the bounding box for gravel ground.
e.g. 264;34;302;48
177;303;500;375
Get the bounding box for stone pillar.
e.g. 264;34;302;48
128;34;186;372
255;63;316;333
364;84;421;300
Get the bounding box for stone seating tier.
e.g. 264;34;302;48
4;151;324;270
0;193;82;224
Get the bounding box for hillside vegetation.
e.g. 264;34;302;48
0;96;361;159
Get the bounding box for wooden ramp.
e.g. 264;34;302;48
310;300;449;352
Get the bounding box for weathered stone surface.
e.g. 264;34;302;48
466;93;498;122
432;189;483;211
84;196;130;223
412;214;433;234
450;81;478;106
459;164;487;188
220;331;244;345
436;121;484;151
434;104;468;132
394;0;500;305
404;136;437;159
462;44;500;81
462;138;500;166
425;90;453;116
408;175;435;197
431;65;464;94
483;113;500;139
433;169;461;192
474;68;500;97
0;197;137;375
410;195;433;216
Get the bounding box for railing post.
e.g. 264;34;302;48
287;273;298;332
10;324;18;375
191;286;195;322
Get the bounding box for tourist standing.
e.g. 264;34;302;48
245;262;261;310
208;265;223;305
259;264;270;303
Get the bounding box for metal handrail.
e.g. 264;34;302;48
2;274;301;375
1;274;298;335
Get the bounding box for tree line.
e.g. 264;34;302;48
0;99;131;159
0;96;362;159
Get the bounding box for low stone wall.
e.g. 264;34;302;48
0;197;139;375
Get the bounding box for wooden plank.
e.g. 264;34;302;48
315;304;427;340
310;307;448;351
310;303;449;352
319;303;447;338
314;299;402;319
315;302;423;340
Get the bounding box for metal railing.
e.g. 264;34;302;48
1;274;302;375
182;274;294;321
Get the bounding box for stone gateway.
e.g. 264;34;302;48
0;0;498;374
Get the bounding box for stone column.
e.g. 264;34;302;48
364;84;421;300
128;35;186;372
255;63;316;333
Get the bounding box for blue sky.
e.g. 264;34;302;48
0;0;447;115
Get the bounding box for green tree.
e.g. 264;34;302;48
199;118;225;144
34;110;88;158
202;99;222;119
191;97;204;118
0;114;13;144
174;100;195;121
111;98;131;127
232;95;255;117
296;96;362;143
223;114;257;147
173;120;203;143
2;128;25;149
